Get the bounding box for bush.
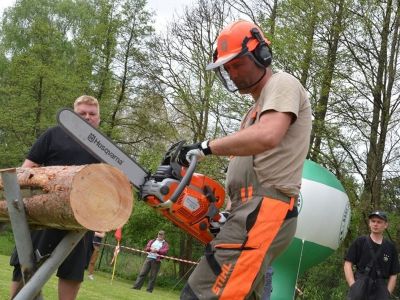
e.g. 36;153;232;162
0;226;15;256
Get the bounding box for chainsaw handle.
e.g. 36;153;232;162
169;154;198;203
157;154;198;209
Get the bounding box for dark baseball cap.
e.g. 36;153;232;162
368;211;387;222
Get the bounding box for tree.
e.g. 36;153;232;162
307;0;347;162
0;0;93;167
227;0;279;36
339;0;400;214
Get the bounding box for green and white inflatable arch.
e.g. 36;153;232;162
271;160;351;300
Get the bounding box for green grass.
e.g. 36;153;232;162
0;229;183;299
0;228;15;256
0;254;181;300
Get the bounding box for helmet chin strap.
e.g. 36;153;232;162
237;68;266;92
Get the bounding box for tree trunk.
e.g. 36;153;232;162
179;233;195;279
360;0;395;211
309;0;345;162
0;164;133;231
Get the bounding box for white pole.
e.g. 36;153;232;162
293;239;305;300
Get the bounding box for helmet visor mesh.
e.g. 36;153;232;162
215;66;238;92
213;52;263;93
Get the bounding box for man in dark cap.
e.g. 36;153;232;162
344;211;400;299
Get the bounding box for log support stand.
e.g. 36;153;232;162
1;168;85;300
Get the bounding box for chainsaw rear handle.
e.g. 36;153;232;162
157;154;198;208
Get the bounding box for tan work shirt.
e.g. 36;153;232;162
249;72;312;197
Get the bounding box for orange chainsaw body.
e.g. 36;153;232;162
143;171;225;244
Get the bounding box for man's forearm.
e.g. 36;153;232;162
343;262;355;286
387;274;397;294
21;159;40;168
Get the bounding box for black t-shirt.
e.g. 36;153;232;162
344;235;400;279
27;125;99;166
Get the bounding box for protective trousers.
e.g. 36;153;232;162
181;155;297;300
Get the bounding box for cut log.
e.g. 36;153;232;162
0;164;133;231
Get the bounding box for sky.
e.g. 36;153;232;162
0;0;190;32
147;0;189;30
0;0;13;14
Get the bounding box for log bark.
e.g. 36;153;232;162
0;164;133;231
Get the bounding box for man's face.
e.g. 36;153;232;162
369;217;388;234
157;233;164;240
223;53;264;93
75;104;100;128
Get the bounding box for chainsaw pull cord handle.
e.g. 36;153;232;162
157;154;198;209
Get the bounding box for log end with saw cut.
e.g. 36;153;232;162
0;164;133;231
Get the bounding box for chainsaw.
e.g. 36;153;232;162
57;109;225;244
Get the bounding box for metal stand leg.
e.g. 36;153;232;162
1;168;42;299
14;230;86;300
2;168;87;300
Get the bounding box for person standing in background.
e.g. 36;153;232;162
87;231;105;280
344;211;399;299
132;230;169;293
262;266;274;300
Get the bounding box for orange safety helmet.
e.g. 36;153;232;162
206;20;272;70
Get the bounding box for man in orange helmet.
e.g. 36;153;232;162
178;20;312;299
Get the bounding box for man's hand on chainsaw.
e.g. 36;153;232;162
209;211;230;237
177;140;212;167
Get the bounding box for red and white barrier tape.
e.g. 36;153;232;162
99;242;199;265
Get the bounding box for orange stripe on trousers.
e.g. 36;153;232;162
219;198;289;300
247;186;253;198
240;187;247;203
